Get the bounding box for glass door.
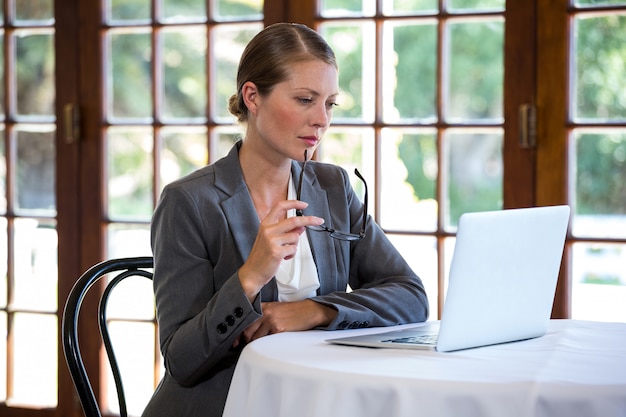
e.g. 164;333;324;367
315;0;506;316
0;0;57;409
566;1;626;321
100;1;263;414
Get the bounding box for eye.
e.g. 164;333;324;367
326;101;339;109
297;97;313;105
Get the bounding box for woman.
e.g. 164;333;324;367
142;22;429;417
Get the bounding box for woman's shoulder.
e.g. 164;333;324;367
308;160;349;182
163;140;244;192
163;165;217;193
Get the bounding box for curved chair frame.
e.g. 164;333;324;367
62;257;154;417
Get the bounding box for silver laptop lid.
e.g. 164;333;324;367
436;205;570;352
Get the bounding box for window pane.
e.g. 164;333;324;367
213;24;261;120
160;126;207;188
381;128;438;231
442;236;456;305
446;19;503;122
15;30;55;117
16;126;56;214
14;0;54;22
162;0;206;22
107;127;154;220
448;0;505;11
318;128;374;206
571;130;626;238
388;235;439;315
213;0;263;20
382;0;438;15
12;313;57;407
321;21;375;122
107;29;152;121
106;274;154;320
572;243;626;322
444;129;503;229
161;26;207;120
573;14;626;121
106;321;156;416
107;0;150;23
212;126;243;162
0;33;4;118
0;127;5;213
575;0;626;6
383;21;437;123
0;311;5;402
107;224;151;258
12;218;57;311
320;0;376;17
0;218;5;308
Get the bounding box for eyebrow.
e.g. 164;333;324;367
294;88;339;98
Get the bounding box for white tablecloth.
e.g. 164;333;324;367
223;320;626;417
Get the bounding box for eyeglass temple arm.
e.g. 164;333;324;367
296;150;308;216
354;168;368;236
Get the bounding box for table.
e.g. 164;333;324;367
223;320;626;417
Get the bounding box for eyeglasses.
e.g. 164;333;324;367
295;150;368;241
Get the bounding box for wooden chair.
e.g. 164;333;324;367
62;257;154;417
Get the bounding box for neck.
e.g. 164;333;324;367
239;142;292;220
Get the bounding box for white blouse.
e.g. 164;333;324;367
274;174;321;302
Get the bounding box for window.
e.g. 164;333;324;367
567;1;626;321
1;0;625;416
0;0;57;408
316;0;505;315
102;1;263;414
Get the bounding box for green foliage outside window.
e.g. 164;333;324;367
13;1;626;222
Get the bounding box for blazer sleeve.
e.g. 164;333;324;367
309;165;430;330
151;180;261;387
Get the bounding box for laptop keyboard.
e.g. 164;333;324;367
381;334;439;345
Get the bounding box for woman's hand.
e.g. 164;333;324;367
238;200;324;302
233;300;337;348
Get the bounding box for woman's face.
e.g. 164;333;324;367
246;59;339;162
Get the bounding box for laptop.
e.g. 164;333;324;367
327;205;571;352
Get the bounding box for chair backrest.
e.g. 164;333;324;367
62;257;154;417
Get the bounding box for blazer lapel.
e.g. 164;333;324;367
215;143;258;261
216;142;278;300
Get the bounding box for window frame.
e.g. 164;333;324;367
2;0;625;415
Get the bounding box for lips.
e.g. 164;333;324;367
300;136;319;146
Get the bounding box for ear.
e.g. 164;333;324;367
241;81;259;116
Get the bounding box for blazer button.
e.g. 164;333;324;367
348;321;361;329
360;321;370;328
338;321;349;329
217;323;228;334
233;307;244;318
225;315;236;326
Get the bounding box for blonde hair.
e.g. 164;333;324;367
228;23;337;123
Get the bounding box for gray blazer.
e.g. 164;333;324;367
142;141;429;417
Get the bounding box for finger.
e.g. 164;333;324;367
263;214;325;235
263;226;304;252
263;200;308;223
250;324;271;342
259;220;319;251
242;320;269;343
288;215;325;229
241;320;262;343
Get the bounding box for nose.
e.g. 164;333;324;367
310;103;330;128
